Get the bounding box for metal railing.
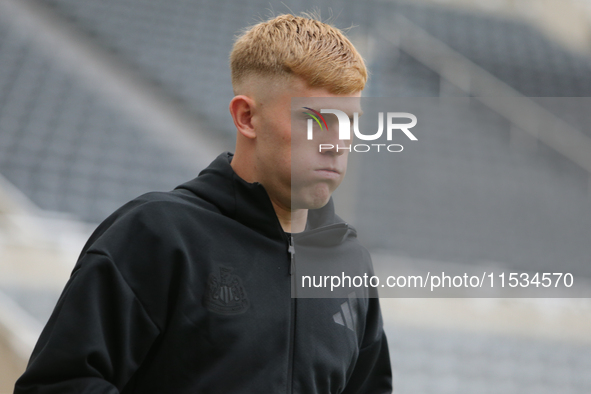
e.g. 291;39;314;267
385;13;591;175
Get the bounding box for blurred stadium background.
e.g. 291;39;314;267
1;0;591;392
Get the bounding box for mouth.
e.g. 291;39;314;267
317;167;341;173
315;168;342;179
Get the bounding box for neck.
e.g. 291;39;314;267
231;151;307;233
271;200;308;233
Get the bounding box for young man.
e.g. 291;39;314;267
14;14;392;393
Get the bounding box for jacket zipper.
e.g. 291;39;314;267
285;223;348;393
287;235;296;394
288;235;296;275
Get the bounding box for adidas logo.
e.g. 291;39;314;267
333;292;359;334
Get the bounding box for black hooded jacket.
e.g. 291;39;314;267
14;152;392;394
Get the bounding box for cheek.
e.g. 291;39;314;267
257;118;289;154
290;150;313;178
266;119;292;151
290;130;320;164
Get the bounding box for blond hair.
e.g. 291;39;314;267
230;14;367;94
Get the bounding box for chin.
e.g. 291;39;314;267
292;187;332;210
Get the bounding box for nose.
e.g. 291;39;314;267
333;140;349;156
320;122;350;156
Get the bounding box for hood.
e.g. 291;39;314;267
174;152;354;246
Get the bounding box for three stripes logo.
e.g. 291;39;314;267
333;292;360;334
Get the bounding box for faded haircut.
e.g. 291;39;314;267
230;14;367;94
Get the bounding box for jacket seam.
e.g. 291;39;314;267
85;250;162;332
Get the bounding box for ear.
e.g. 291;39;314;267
229;95;257;139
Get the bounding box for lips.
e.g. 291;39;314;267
316;167;341;174
315;168;342;179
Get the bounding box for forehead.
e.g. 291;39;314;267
287;78;362;116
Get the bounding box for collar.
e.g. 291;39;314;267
174;152;347;243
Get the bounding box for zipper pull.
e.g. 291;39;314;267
288;235;295;275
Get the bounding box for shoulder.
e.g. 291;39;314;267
118;188;219;223
77;188;219;266
68;189;218;308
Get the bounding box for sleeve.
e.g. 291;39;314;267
342;297;393;394
14;251;161;394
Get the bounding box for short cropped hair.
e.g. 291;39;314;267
230;14;367;94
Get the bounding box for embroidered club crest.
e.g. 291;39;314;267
203;266;249;315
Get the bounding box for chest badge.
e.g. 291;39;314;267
204;266;249;315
